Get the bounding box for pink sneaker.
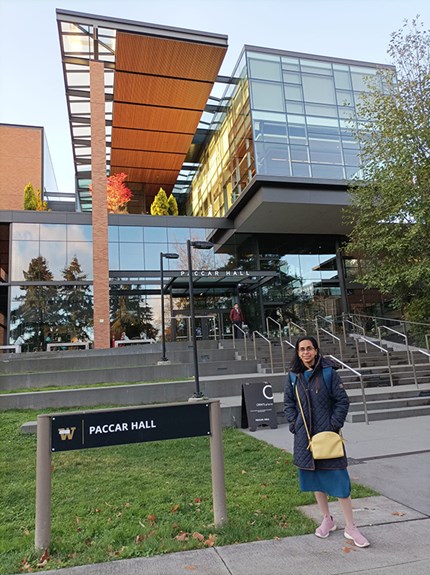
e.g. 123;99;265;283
315;515;336;538
344;524;370;548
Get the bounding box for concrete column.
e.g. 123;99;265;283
90;60;110;349
335;239;350;316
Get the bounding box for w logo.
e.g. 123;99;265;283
58;427;76;441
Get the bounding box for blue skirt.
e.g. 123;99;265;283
299;468;351;498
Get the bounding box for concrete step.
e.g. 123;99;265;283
348;395;430;412
346;404;430;423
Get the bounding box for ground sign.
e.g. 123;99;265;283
51;403;210;451
35;401;226;550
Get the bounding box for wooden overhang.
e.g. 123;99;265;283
111;32;227;213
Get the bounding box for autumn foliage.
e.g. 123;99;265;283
90;172;133;213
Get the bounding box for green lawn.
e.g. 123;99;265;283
0;409;377;574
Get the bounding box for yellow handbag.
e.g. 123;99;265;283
295;384;345;460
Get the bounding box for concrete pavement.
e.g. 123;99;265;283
31;415;430;575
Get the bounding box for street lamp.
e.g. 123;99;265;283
160;252;179;363
187;239;214;399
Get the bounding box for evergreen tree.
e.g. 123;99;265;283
23;183;37;210
150;187;169;215
168;193;179;216
61;256;93;340
11;256;60;349
345;17;430;322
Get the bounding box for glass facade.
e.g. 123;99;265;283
188;48;383;216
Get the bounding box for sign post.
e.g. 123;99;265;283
241;382;278;431
35;401;227;550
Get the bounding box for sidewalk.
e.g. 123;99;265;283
33;415;430;575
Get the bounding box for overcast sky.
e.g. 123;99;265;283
0;0;429;192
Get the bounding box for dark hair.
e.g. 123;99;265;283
290;335;320;373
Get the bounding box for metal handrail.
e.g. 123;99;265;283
342;318;367;352
232;324;248;360
349;312;430;331
266;317;286;373
418;348;430;362
355;336;394;387
253;330;274;374
320;328;343;361
287;320;307;343
378;325;411;364
315;314;334;332
426;334;430;351
327;354;369;425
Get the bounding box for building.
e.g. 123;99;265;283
0;9;394;350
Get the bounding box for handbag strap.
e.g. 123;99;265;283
295;383;312;444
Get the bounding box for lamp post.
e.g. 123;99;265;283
187;239;213;399
160;252;179;362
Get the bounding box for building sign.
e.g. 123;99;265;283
241;382;278;432
179;270;251;278
51;403;210;452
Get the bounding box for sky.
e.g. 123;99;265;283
0;0;429;193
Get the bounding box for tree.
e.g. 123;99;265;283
110;287;158;340
11;256;60;348
90;172;133;213
23;182;47;211
61;256;93;340
345;17;430;322
150;187;169;215
168;193;179;216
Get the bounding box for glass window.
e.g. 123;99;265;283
302;76;336;104
12;223;39;241
119;226;143;242
11;241;40;281
311;164;345;179
248;58;282;81
284;84;303;101
67;224;92;242
120;243;144;270
309;139;342;164
343;148;360;166
255;142;291;176
334;69;352;90
290;145;309;162
67;243;93;279
189;229;208;241
336;90;354;107
300;60;332;75
145;227;168;242
40;241;67;280
250;80;285;112
292;163;311;177
281;56;299;71
144;244;168;269
287;115;307;141
305;103;338;118
253;119;288;142
286;101;304;114
167;228;190;244
108;225;119;242
283;71;301;84
108;242;119;270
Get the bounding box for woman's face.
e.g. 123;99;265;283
298;339;318;369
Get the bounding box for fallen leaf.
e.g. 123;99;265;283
124;502;130;508
194;497;202;504
94;508;101;513
280;522;288;529
36;548;50;567
20;558;33;572
392;511;406;516
192;531;205;541
135;534;146;543
342;546;354;553
170;504;180;513
261;494;268;499
204;534;217;547
184;566;198;571
241;469;247;474
274;536;281;541
176;531;189;541
147;514;157;523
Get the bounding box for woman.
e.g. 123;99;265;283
284;335;370;548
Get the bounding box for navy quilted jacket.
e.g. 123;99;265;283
283;357;349;470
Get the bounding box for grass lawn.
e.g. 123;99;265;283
0;409;377;574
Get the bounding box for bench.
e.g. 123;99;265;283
114;339;155;347
0;345;21;353
46;341;91;351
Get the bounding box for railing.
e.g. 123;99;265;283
426;334;430;351
347;313;430;348
377;325;411;364
327;354;369;425
355;336;394;387
252;330;274;374
266;317;286;373
232;324;249;360
286;320;307;343
319;328;343;361
342;317;367;351
418;348;430;363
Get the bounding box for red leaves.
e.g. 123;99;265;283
89;172;133;213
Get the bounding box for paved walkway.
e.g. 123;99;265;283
33;415;430;575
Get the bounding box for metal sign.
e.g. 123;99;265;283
51;403;210;452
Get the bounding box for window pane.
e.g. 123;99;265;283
167;228;190;244
284;85;303;101
145;227;168;242
12;223;39;241
311;164;345;179
290;145;309;162
109;242;119;270
11;241;40;281
250;80;285;112
248;58;282;81
68;224;92;241
309;139;342;163
119;226;143;242
40;241;67;280
108;226;119;242
292;163;311;177
120;243;144;270
302;75;336;104
145;244;168;268
67;243;93;279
